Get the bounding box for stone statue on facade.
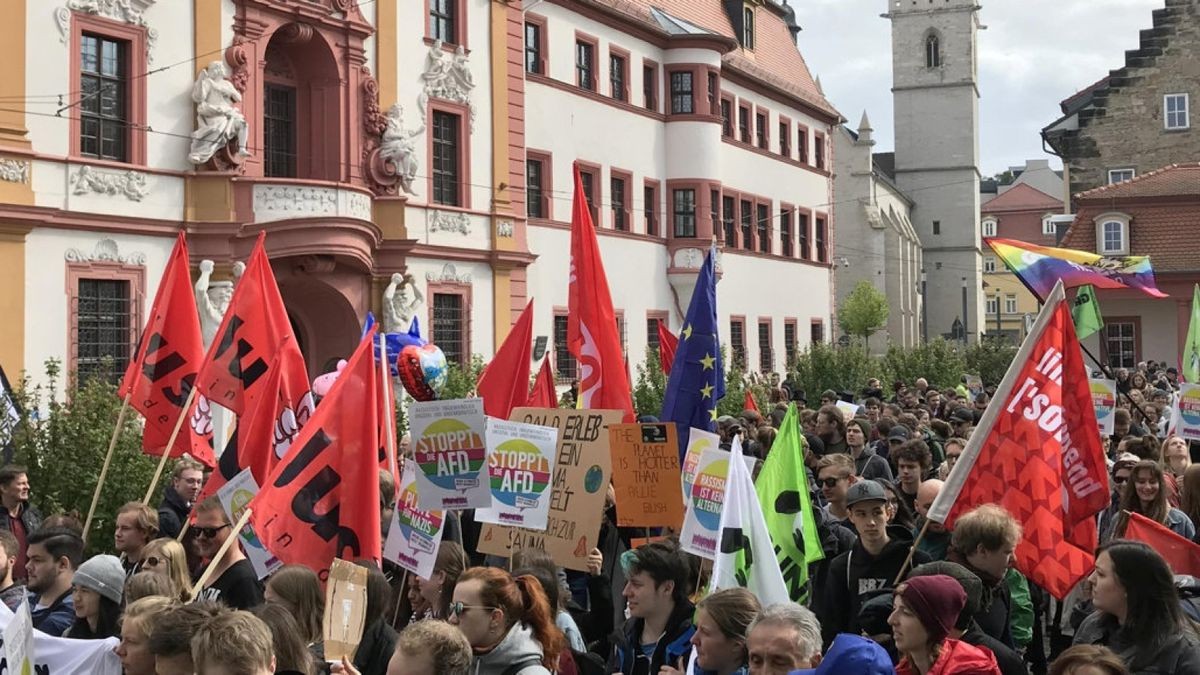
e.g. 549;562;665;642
378;104;424;195
195;259;245;347
383;272;425;334
188;60;251;166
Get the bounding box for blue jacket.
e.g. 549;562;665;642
29;588;74;637
608;601;695;675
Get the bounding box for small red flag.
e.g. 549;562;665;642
528;358;558;408
250;329;382;576
927;282;1109;599
1124;511;1200;578
567;164;634;422
744;389;759;414
118;233;214;467
476;300;534;420
196;233;309;417
658;320;678;376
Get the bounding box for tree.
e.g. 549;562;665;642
838;281;890;348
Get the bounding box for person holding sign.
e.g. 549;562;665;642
448;567;564;675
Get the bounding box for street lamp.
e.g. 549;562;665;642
921;268;928;343
961;277;969;344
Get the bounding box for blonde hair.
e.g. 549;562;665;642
116;502;160;540
125;570;176;604
697;587;760;661
123;596;177;636
397;620;472;675
143;538;191;602
171;457;205;480
191;609;274;674
951;504;1022;554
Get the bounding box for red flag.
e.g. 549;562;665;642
249;329;382;576
196;233;309;416
1124;511;1200;578
118;233;214;467
476;300;534;419
744;389;760;414
658;320;678;376
195;343;310;505
927;282;1108;599
528;358;557;408
567;164;634;422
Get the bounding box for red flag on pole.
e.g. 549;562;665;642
476;300;534;420
196;233;310;417
528;358;557;408
118;233;214;467
1124;511;1200;578
927;281;1109;599
250;329;382;576
567;164;635;422
743;389;760;414
658;320;678;376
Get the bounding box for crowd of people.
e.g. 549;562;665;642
0;360;1196;674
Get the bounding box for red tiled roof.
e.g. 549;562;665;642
596;0;839;119
981;183;1062;212
1074;164;1200;200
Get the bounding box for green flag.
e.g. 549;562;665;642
1071;284;1104;339
754;403;824;603
1184;284;1200;383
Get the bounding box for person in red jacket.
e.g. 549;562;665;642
889;574;1001;675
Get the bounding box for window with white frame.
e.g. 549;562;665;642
1165;93;1190;130
986;296;998;315
1108;168;1135;184
981;218;997;238
1005;295;1017;314
983;256;996;273
1042;214;1056;235
1094;213;1130;255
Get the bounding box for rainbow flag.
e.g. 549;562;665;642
987;237;1167;300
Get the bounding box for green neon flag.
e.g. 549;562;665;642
1071;284;1104;339
1184;285;1200;383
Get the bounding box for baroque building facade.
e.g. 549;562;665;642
0;0;838;390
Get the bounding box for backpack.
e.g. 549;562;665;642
570;648;606;675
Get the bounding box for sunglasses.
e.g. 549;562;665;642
1113;476;1128;484
448;602;496;618
194;524;231;539
817;477;844;488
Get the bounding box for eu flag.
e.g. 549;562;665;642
662;246;724;460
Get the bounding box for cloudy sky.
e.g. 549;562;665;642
795;0;1163;177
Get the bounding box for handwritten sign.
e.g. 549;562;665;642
410;398;490;510
476;419;559;531
609;423;684;529
383;461;446;579
478;408;623;571
1089;379;1117;436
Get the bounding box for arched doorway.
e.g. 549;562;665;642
261;23;342;181
278;276;361;378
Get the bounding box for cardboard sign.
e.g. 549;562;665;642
217;468;282;580
680;446;731;559
1089;379;1117;436
478;408;623;571
383;461;446;579
835;400;861;418
609;423;685;529
410;398;491;510
1175;384;1200;442
324;559;368;663
681;428;721;507
3;599;32;675
476;419;559;531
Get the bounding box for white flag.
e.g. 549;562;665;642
0;602;121;674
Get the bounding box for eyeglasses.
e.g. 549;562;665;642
448;602;497;618
817;477;844;488
1113;476;1128;484
194;524;231;539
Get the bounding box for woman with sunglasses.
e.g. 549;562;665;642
448;567;565;675
140;538;191;601
1103;460;1195;543
416;541;468;620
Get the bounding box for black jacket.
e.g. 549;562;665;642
853;445;893;481
816;524;931;646
1074;611;1200;674
157;484;190;540
0;501;42;538
608;601;695;675
963;622;1028;675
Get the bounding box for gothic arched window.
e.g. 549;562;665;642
926;33;941;68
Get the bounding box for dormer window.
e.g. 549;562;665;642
981;217;997;238
1094;212;1130;256
743;6;755;50
1041;214;1056;236
925;33;941;68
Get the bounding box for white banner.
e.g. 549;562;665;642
0;602;121;675
410;399;491;510
383;462;446;580
217;468;282;579
3;600;32;675
475;419;558;531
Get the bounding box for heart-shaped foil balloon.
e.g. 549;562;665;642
397;343;448;401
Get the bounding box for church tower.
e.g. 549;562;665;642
886;0;983;342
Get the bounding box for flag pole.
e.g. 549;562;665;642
188;507;253;601
380;336;398;486
391;569;409;627
894;519;931;585
142;387;199;505
83;392;132;543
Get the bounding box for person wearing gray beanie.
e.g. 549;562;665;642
64;554;124;639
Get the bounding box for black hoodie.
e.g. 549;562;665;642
815;523;931;646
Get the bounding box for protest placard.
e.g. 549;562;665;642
217;468;281;580
680;446;730;559
1089;378;1117;436
609;423;684;529
0;601;121;674
966;374;984;397
324;559;367;663
1175;384;1200;442
681;428;720;506
477;408;623;571
476;419;559;531
835;400;860;418
383;461;446;579
410;398;490;510
3;600;32;675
